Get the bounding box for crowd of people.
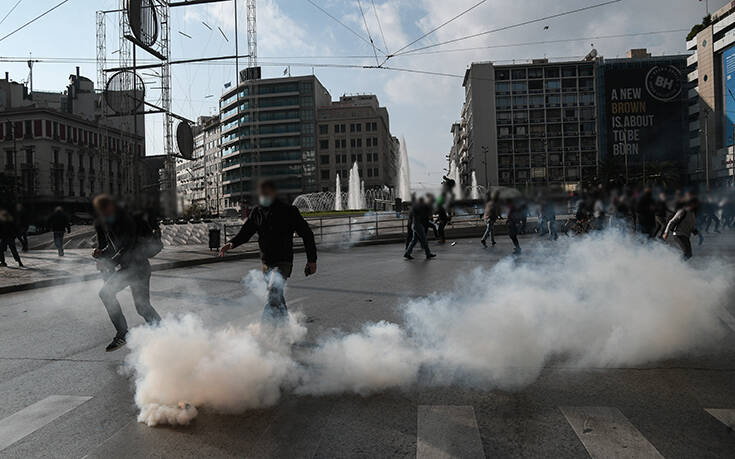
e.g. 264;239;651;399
479;185;735;260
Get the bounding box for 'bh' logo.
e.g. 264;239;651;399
645;65;682;102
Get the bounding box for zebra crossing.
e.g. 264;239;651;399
0;394;733;457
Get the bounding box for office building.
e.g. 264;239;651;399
219;71;331;206
316;94;398;191
686;2;735;188
175;115;222;214
456;59;598;191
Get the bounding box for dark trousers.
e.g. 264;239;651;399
262;262;293;324
508;220;520;249
674;235;693;260
435;220;447;242
0;237;21;265
547;219;558;240
406;223;431;257
17;231;28;252
99;262;161;338
653;216;666;238
53;231;65;256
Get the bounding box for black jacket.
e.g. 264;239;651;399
47;211;70;233
229;200;317;265
410;202;432;227
95;208;142;268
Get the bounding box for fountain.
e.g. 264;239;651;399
470;171;480;200
449;159;463;200
346;162;364;209
335;174;343;211
397;136;411;201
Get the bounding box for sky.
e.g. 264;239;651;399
0;0;715;190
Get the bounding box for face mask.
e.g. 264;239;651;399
259;196;273;207
104;215;116;225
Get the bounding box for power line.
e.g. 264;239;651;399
357;0;379;65
306;0;385;55
0;0;72;43
0;0;24;28
393;0;623;57
394;28;690;57
391;0;487;57
371;0;389;54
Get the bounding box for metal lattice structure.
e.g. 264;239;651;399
247;0;257;67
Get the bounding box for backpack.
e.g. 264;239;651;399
133;212;163;259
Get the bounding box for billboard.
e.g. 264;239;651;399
723;46;735;147
603;61;687;166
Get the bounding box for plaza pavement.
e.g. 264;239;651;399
0;232;734;457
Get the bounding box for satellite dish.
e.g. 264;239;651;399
128;0;159;47
176;121;194;160
104;70;145;115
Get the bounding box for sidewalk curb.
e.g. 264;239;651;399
0;227;487;295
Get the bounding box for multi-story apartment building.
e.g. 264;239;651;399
175;115;222;214
218;71;331;207
458;59;598;191
0;70;145;215
686;2;735;188
316;94;398;191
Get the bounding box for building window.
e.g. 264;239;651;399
320;155;329;164
319;139;329;149
321;169;330;180
319;124;328;135
350;123;362;132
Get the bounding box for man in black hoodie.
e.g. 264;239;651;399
219;180;317;323
93;195;161;352
404;196;437;260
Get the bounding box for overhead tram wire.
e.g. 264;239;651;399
357;0;380;66
371;0;389;54
0;0;72;43
388;0;487;59
392;28;691;58
391;0;623;57
305;0;386;55
0;26;689;66
0;0;24;28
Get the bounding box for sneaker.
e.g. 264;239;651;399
105;336;127;352
513;247;522;255
491;241;496;246
403;253;414;260
481;239;487;248
17;262;24;268
426;253;437;259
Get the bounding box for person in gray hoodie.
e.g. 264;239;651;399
663;199;698;260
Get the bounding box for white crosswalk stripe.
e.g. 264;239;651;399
560;406;663;459
0;395;92;451
416;405;485;459
705;408;735;430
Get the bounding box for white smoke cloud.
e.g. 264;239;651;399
125;232;732;426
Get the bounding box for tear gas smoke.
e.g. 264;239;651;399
125;232;731;426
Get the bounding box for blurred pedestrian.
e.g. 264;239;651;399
404;196;436;260
0;209;23;267
14;203;29;252
93;195;162;352
481;192;499;247
506;199;523;255
663;199;698;260
219;179;318;324
47;206;71;256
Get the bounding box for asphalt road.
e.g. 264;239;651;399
1;231;734;458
